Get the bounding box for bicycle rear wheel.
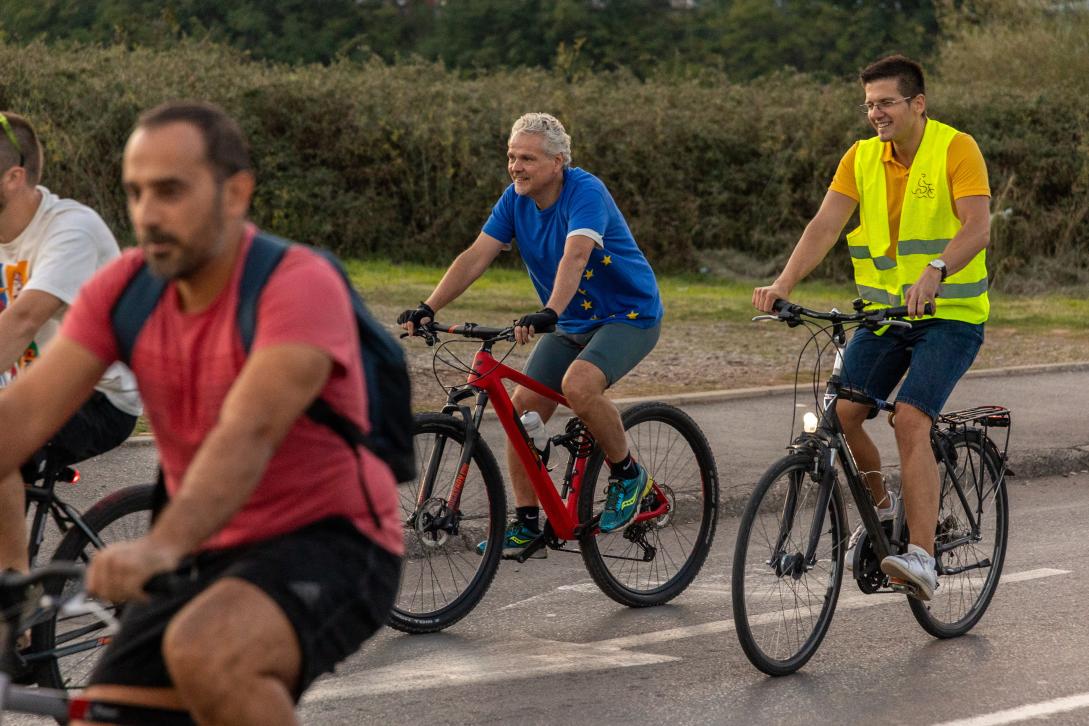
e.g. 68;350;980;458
32;483;155;690
389;413;506;633
732;453;846;676
578;402;719;607
910;430;1008;637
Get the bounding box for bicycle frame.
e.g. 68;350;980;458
419;335;670;542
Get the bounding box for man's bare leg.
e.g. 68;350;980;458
893;403;940;556
561;361;626;462
836;399;890;507
507;386;560;508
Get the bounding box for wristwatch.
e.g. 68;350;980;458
928;259;948;281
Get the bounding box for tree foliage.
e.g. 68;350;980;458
0;0;939;79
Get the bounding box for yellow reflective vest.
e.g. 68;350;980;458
846;119;989;324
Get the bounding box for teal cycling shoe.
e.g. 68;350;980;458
599;464;653;533
476;520;546;559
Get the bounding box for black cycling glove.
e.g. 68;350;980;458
397;301;435;327
516;307;558;332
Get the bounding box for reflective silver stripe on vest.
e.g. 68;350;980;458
856;285;900;306
898;238;951;256
896;278;989;300
940;278;989;298
848;245;897;270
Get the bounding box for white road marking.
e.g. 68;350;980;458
593;568;1068;650
303;636;678;703
931;692;1089;726
304;568;1068;705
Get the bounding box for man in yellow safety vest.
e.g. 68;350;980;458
753;54;991;601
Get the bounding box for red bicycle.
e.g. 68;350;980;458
391;321;719;633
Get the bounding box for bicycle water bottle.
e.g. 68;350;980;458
520;411;551;466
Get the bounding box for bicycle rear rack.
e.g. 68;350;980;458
938;405;1013;478
938;405;1010;428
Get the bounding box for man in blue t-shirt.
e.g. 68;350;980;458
399;112;663;557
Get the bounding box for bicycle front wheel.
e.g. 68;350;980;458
33;483;155;690
578;402;719;607
389;413;506;634
732;453;846;676
910;430;1009;637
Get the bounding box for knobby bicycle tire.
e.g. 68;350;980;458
732;452;847;676
389;413;506;634
910;429;1009;637
33;483;156;690
577;402;719;607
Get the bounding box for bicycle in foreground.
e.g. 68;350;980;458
392;320;719;633
731;300;1011;675
18;452;154;690
0;564;192;725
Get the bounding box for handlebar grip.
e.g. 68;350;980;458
772;299;789;312
882;302;935;318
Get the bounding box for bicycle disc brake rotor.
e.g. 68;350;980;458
414;497;453;548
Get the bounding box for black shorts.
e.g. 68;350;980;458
89;517;401;699
20;390;137;482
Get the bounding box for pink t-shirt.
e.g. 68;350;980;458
61;226;403;556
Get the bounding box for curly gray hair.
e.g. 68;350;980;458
509;113;572;167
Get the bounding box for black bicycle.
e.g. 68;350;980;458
731;300;1011;676
17;450;154;690
0;563;193;725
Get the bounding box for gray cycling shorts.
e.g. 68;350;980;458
523;322;661;393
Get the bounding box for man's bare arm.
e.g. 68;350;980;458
0;290;64;372
753;190;857;312
0;336;108;477
147;343;334;558
545;234;596;315
903;194;991;316
424;232;506;314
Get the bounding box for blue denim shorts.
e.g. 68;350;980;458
840;319;985;420
523;322;661;392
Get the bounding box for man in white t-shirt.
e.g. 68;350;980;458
0;111;142;574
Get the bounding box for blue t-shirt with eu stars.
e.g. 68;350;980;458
482;167;663;334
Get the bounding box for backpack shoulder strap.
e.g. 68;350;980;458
111;263;169;365
237;232;290;351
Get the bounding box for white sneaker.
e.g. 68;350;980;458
845;495;901;571
881;545;938;601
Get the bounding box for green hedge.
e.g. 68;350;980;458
2;40;1086;287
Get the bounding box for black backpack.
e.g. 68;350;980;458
110;232;416;487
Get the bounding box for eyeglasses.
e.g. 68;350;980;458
0;112;26;168
858;96;916;114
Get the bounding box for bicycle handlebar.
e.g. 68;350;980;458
401;320;556;346
760;299;935;328
0;562;83;592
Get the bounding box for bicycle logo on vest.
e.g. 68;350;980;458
912;172;936;199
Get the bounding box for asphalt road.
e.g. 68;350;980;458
298;470;1089;726
5;364;1089;724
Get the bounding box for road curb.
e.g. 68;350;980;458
610;360;1089;408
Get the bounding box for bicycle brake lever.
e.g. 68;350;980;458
751;314;778;322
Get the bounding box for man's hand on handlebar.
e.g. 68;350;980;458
397;302;435;335
753;282;792;314
86;536;181;604
903;267;941;318
514;307;558;345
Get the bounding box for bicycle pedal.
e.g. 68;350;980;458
887;576;929;601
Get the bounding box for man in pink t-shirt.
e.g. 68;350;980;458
0;101;402;725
